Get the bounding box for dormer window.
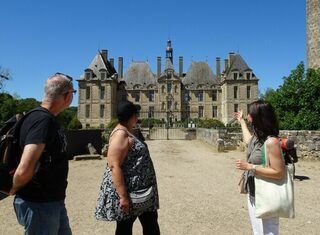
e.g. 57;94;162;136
233;72;238;80
85;71;92;80
101;72;106;80
246;72;251;80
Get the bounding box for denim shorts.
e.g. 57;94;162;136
13;196;72;235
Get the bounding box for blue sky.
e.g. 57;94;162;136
0;0;306;107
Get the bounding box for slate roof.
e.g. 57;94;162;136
79;52;116;80
122;61;156;89
225;54;254;79
182;62;219;88
165;58;175;71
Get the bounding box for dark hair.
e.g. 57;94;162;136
117;101;141;124
248;100;279;140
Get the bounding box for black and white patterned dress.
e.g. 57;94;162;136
95;129;159;221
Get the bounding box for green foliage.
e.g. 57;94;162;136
16;98;41;113
68;114;82;130
106;118;118;129
192;118;225;129
0;93;17;128
264;62;320;130
56;106;78;129
139;118;164;128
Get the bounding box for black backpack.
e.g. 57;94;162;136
0;108;43;196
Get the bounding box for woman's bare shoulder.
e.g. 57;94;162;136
266;136;279;147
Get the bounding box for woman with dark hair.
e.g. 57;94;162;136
95;101;160;235
235;100;285;235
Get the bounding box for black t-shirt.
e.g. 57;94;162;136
17;107;69;202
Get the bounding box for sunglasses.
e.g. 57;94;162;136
54;72;77;95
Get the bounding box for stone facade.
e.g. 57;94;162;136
77;41;259;128
307;0;320;69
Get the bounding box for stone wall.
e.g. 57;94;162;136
280;130;320;160
196;128;320;160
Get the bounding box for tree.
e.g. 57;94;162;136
264;62;320;130
56;106;78;129
0;66;11;91
68;115;82;130
16;98;41;113
0;93;17;127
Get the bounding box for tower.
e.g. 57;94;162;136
307;0;320;69
166;40;173;63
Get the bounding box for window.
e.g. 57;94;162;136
101;72;106;80
184;90;190;102
198;106;204;118
167;83;172;93
233;73;238;80
86;87;90;100
247;104;251;115
234;86;238;99
186;106;190;119
161;85;165;93
234;104;239;112
174;102;178;110
100;105;105;118
100;86;105;100
148;106;154;118
85;105;90;118
134;91;140;102
162;102;165;110
167;101;172;110
212;89;217;101
246;72;251;80
174;85;178;93
212;106;218;118
149;90;155;102
198;90;203;102
247;86;251;99
85;72;91;80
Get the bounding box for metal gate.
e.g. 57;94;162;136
149;127;187;140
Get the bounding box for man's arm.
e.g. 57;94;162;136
10;143;45;195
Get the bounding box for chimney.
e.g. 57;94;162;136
118;57;123;79
228;52;235;68
110;58;114;67
101;49;108;62
157;56;161;77
179;56;183;77
216;57;221;79
224;59;229;72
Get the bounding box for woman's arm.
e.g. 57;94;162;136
107;131;131;213
236;137;285;180
234;110;252;144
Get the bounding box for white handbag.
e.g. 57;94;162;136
254;141;295;219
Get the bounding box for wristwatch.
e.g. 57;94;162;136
251;164;257;175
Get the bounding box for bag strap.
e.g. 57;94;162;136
262;142;268;167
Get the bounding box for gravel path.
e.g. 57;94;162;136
1;140;319;234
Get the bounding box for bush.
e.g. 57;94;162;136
139;118;164;128
106;118;118;129
197;118;225;129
